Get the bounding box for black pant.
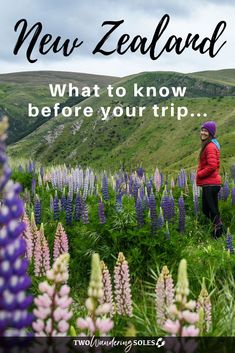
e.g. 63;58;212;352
202;186;221;224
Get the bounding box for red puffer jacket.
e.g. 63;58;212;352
196;142;222;186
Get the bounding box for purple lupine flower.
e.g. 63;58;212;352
160;172;164;188
81;198;89;224
135;196;144;227
39;166;44;180
66;196;73;226
34;194;41;225
53;191;59;221
169;190;175;221
148;192;157;233
114;252;133;317
136;167;144;178
222;181;230;201
157;207;164;229
178;169;187;188
98;198;106;224
178;193;186;233
133;178;140;201
74;192;83;221
194;194;199;216
225;228;234;254
115;192;123;212
160;187;171;222
102;174;109;201
31;178;36;195
146;181;152;197
232;187;235;206
61;189;67;211
0;117;33;336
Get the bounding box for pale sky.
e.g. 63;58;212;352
0;0;234;76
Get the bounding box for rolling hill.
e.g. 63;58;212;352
4;69;235;171
0;71;119;144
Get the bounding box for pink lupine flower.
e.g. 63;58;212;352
163;259;199;337
154;167;162;192
33;253;73;336
22;212;33;261
156;265;175;327
34;224;51;277
76;253;113;336
53;222;69;262
197;279;212;334
100;261;114;317
114;252;133;317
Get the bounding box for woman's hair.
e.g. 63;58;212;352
199;137;213;160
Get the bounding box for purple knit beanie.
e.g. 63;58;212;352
201;121;216;137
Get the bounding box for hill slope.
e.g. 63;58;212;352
8;70;235;170
0;71;119;143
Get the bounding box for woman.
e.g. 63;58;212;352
196;121;224;238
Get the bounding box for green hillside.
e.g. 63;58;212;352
0;71;119;143
189;69;235;86
8;70;235;171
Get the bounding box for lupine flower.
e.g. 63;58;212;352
114;252;133;317
74;192;83;221
178;169;187;188
53;222;69;262
102;174;109;201
163;259;199;337
34;224;51;277
22;212;33;261
100;261;114;317
61;188;67;211
115;192;123;212
66;196;73;226
160;187;172;223
222;181;230;201
76;253;114;336
156;207;164;229
81;198;89;224
196;278;212;334
165;221;170;240
148;192;157;233
31;178;36;195
0;117;33;336
194;194;199;217
155;265;174;327
33;253;73;336
154;167;161;192
34;194;41;225
232;187;235;206
40;166;44;180
135;196;144;227
178;193;186;233
225;228;234;255
136;167;144;179
49;195;54;213
98;198;106;224
53;191;59;221
169;190;175;221
30;212;38;254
